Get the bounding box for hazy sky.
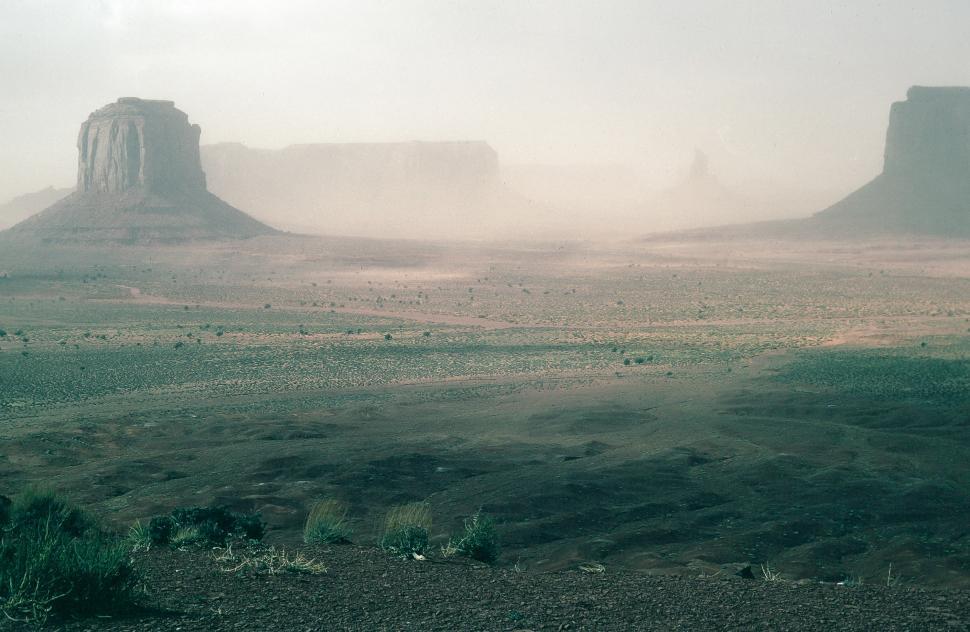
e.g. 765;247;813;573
2;0;969;204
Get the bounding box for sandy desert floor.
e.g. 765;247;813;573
1;234;969;590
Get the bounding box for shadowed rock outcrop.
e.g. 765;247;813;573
815;86;970;236
3;98;275;243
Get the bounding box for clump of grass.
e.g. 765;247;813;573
303;499;352;544
444;511;500;564
124;520;152;553
761;563;781;581
379;502;432;558
170;526;203;548
214;545;326;576
0;489;139;624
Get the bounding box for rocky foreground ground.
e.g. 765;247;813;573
6;546;969;631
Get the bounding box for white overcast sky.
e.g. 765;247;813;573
1;0;969;202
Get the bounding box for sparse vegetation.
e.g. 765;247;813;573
125;519;152;553
0;489;139;624
214;544;326;576
145;506;265;548
380;502;432;558
761;563;781;582
444;511;500;563
303;499;353;544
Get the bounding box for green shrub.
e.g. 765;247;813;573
0;494;10;527
0;490;138;624
446;511;500;564
147;515;176;545
379;503;432;558
304;499;352;544
8;488;92;537
146;506;265;547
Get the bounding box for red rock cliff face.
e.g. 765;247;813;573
77;98;206;195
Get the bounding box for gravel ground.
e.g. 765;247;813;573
6;546;969;631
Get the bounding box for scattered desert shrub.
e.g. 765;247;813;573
303;499;352;544
0;494;11;527
379;502;432;558
214;545;326;576
0;490;138;624
147;515;176;545
444;511;500;564
146;505;265;547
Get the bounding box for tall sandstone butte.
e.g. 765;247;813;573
4;98;275;243
815;86;970;236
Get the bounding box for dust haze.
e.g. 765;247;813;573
3;2;970;628
3;1;969;238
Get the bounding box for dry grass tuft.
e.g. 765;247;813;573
379;502;433;558
213;545;326;576
303;499;352;544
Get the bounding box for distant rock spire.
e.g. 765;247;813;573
688;148;710;181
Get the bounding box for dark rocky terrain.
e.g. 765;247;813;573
3;546;968;631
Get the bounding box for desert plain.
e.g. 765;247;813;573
2;232;968;591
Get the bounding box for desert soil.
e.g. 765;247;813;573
5;546;969;631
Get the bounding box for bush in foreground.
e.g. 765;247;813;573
0;490;139;624
146;505;265;547
304;499;353;544
379;502;432;558
445;511;500;564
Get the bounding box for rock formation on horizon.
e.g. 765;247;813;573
815;86;970;236
3;98;275;243
635;149;775;233
200;141;528;239
0;186;72;229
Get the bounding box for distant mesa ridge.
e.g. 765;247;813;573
3;97;275;243
814;85;970;236
199;140;510;238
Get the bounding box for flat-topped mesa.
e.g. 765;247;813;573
814;85;970;236
2;98;276;243
883;86;970;180
77;97;207;195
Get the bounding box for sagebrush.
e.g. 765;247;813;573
445;511;500;564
